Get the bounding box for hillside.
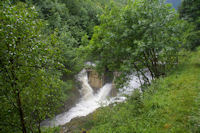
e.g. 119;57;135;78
68;48;200;132
1;0;199;132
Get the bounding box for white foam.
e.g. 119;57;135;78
41;69;112;127
41;69;150;127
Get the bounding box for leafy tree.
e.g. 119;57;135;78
0;1;65;132
85;0;188;87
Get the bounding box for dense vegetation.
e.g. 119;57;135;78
0;0;121;132
0;0;199;133
0;2;65;133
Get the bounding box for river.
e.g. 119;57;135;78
41;69;149;127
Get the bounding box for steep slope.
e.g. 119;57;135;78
75;48;200;133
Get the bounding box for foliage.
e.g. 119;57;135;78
0;1;65;132
80;47;200;133
27;0;116;76
11;0;129;77
85;0;188;87
42;126;60;133
179;0;200;49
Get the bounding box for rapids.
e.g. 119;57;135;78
41;69;149;127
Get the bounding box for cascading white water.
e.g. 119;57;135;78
41;69;150;127
41;69;112;127
78;69;94;100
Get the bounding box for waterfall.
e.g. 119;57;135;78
77;69;94;100
41;69;150;127
41;69;112;127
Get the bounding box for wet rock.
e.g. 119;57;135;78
87;69;104;92
87;69;114;93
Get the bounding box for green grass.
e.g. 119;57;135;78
80;48;200;133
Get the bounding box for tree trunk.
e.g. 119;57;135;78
16;90;27;133
38;120;41;133
9;36;27;133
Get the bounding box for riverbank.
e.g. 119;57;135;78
58;48;200;133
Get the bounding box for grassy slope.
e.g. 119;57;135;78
79;48;200;133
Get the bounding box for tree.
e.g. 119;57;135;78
85;0;188;87
0;1;65;132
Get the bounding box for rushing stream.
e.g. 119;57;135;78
41;69;149;127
